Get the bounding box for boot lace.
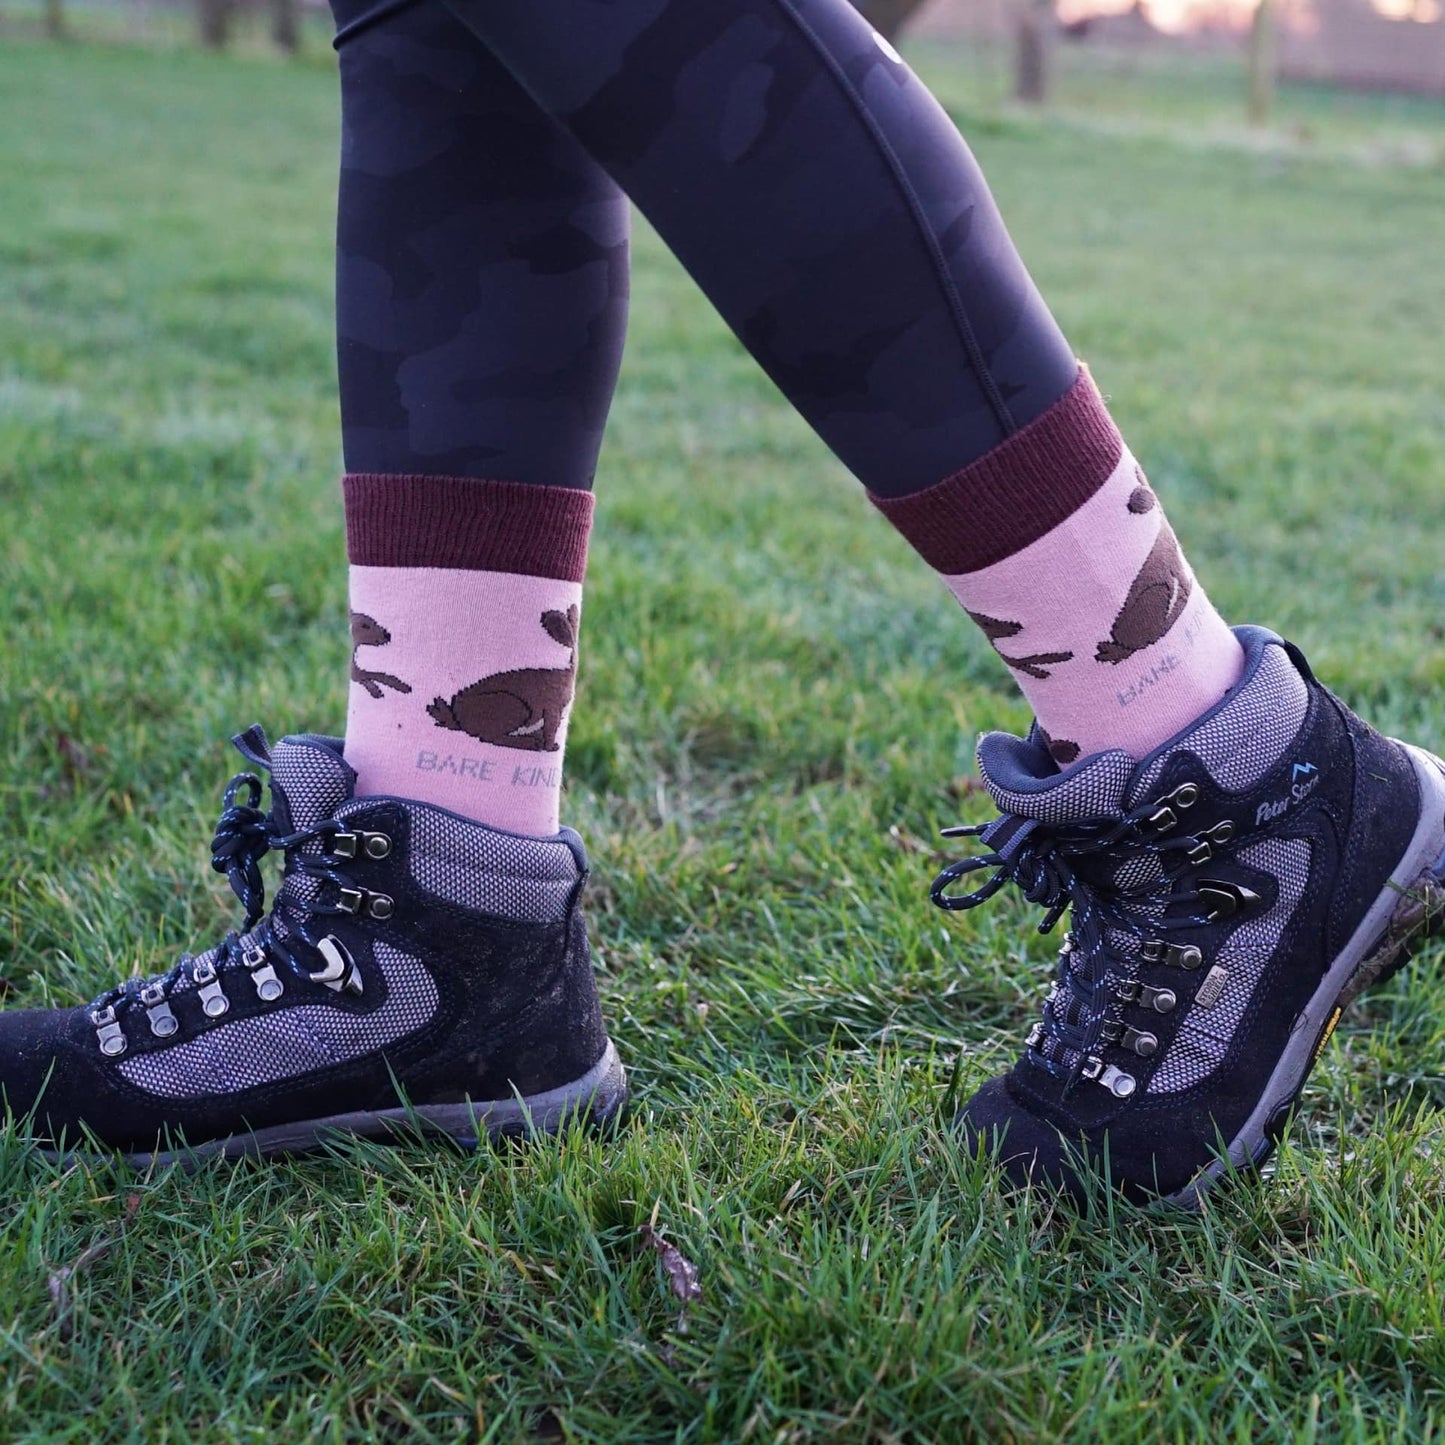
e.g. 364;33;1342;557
88;770;369;1026
931;788;1236;1094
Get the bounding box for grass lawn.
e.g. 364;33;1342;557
3;32;1445;1443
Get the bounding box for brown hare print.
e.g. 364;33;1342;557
428;605;579;752
1095;520;1193;665
350;612;413;699
966;610;1075;681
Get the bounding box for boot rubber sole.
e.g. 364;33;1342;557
1163;744;1445;1208
43;1041;628;1169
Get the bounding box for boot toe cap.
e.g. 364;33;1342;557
0;1008;101;1141
954;1075;1091;1202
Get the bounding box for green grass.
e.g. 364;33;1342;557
3;33;1445;1443
911;39;1445;165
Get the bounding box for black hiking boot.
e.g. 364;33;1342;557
2;728;626;1163
939;627;1445;1206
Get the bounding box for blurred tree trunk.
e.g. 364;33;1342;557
198;0;232;48
271;0;299;52
1247;0;1275;125
44;0;67;41
850;0;934;41
1015;0;1057;103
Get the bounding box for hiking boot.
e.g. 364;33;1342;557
938;627;1445;1206
3;727;626;1163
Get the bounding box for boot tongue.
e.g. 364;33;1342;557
976;729;1135;824
173;734;355;988
255;734;354;947
264;734;355;835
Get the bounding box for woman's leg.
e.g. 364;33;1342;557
430;0;1445;1206
0;1;634;1158
433;0;1242;767
335;0;630;835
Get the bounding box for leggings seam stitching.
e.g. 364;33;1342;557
772;0;1017;439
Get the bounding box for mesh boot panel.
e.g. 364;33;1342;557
118;942;438;1098
1146;839;1310;1094
1130;646;1309;804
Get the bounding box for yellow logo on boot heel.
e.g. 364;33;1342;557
1311;1005;1344;1067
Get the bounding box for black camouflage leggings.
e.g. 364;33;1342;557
332;0;1079;499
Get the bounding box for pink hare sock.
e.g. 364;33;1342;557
871;369;1243;767
342;474;592;836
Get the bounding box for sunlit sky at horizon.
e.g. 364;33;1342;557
1058;0;1442;32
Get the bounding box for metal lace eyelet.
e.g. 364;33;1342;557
1189;822;1236;865
336;886;391;919
91;1005;127;1058
331;831;391;861
1117;980;1177;1014
197;975;230;1019
1081;1055;1135;1098
140;982;180;1038
242;943;284;1003
1141;939;1203;970
1098;1022;1158;1059
1122;1026;1158;1059
1147;783;1202;834
1142;984;1176;1014
188;955;229;1018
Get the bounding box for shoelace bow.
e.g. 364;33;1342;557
931;796;1230;1091
89;771;353;1017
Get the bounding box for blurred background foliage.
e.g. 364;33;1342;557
3;0;1443;121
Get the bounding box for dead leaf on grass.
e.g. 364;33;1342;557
639;1221;701;1335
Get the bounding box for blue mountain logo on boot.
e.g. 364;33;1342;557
1256;761;1322;825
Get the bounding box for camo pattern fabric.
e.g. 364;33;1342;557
333;0;630;488
331;0;1080;498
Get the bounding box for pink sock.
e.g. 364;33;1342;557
342;474;592;836
872;369;1243;766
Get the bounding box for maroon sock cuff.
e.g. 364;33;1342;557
343;474;594;582
867;367;1123;575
